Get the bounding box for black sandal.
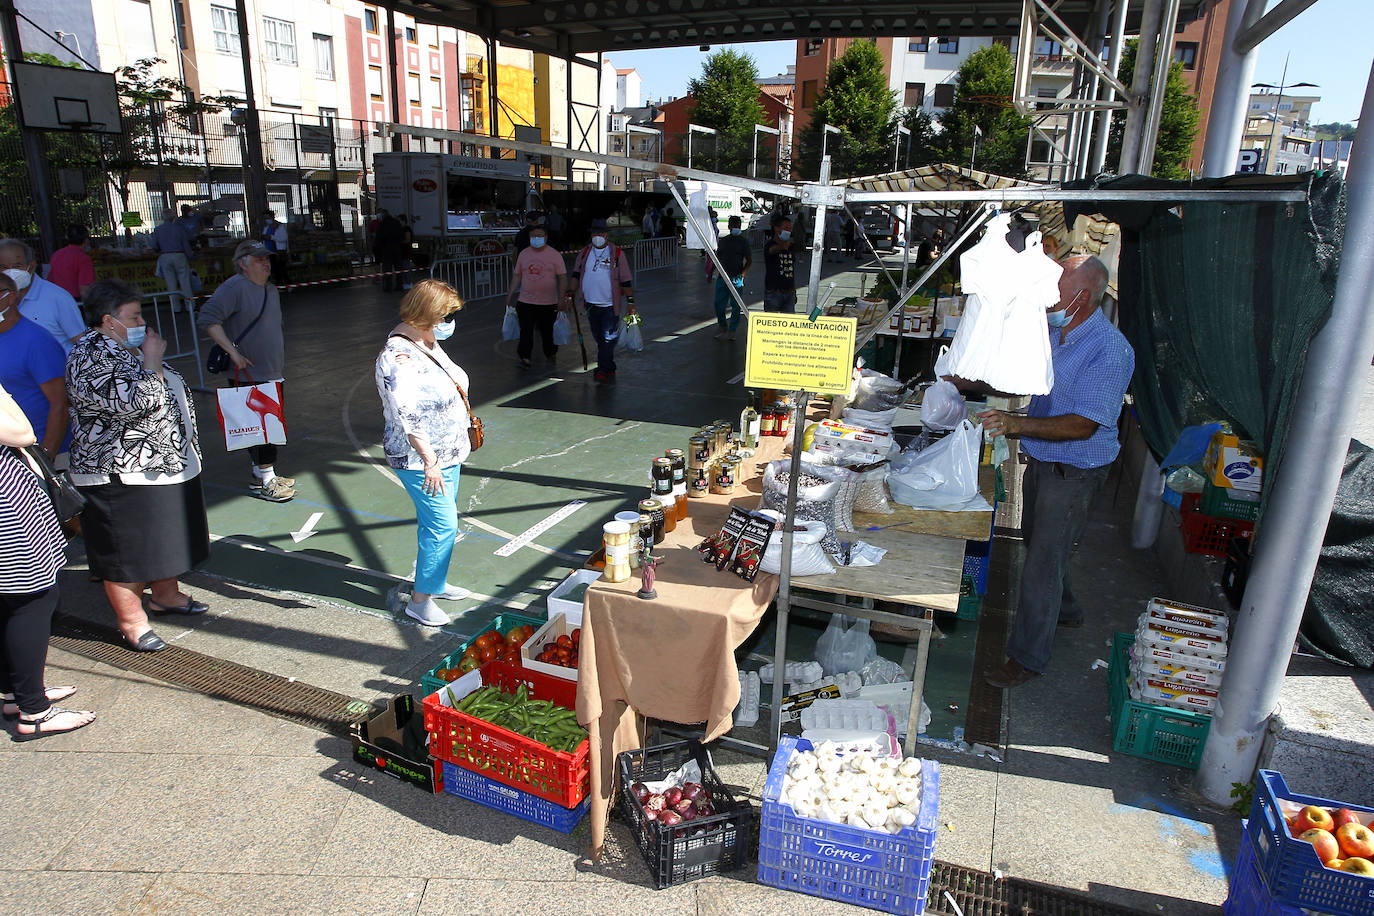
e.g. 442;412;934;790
2;686;77;719
14;706;96;741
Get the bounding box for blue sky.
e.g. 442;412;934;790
608;2;1369;126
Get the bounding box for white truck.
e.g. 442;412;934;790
374;152;540;256
641;178;767;238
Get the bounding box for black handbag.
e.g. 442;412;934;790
16;445;86;521
207;288;269;374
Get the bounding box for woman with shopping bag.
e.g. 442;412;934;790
375;280;478;628
65;280;211;652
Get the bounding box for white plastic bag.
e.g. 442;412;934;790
814;616;846;676
552;312;572;346
501;306;520;341
757;511;835;576
888;418;989;511
816;617;879;677
851;369;905;412
620;313;644;351
842;406;899;429
919;380;966;431
759;459;853;555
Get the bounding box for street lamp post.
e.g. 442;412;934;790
821;124;842;177
752;123;780;178
687;123;717;169
895;124;911;171
1253;56;1317;175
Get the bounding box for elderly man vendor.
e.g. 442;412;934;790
962;255;1135;688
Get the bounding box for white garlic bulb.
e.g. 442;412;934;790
898;757;922;778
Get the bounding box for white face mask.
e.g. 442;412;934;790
3;267;31;291
432;319;455;340
112;317;146;349
591;235;607;248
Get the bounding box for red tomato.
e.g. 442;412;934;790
479;645;498;662
556;634;573;650
571;628;581;646
475;632;500;650
521;624;536;638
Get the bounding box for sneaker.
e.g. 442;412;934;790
714;330;729;340
405;598;450;627
250;475;296;489
253;478;296;502
605;371;616;384
435;584;471;601
593;370;608;383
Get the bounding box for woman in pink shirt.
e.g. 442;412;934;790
48;225;95;301
505;226;567;369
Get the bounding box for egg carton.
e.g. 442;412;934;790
793;670;863;699
1129;640;1227;674
1128;675;1218;714
1146;597;1228;630
734;670;761;729
800;698;895;736
759;660;824;687
1129;657;1224;689
1134;620;1228;660
1140;604;1227;641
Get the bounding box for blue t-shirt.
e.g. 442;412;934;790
1021;308;1135;469
19;275;86;355
0;315;68;446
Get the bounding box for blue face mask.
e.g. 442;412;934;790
530;236;546;249
113;317;146;348
1045;309;1071;327
730;228;742;236
432;319;455;340
777;230;791;241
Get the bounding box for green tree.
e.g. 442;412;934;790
683;50;766;175
898;107;941;170
1106;41;1201;178
935;44;1032;178
795;40;898;179
1313;122;1356;142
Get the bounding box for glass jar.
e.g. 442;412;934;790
760;407;777;437
689;466;710;498
614;510;643;568
711;460;737;496
689;435;710;469
638;497;666;544
602;520;632;583
775;404;792;438
651;457;674;500
665;449;687;521
637;513;654;557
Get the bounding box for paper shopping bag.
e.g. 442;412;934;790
217;382;287;451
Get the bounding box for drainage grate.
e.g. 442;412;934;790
50;614;373;735
928;861;1168;915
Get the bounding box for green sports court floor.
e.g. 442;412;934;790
177;251;986;741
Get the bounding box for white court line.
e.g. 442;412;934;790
494;500;587;557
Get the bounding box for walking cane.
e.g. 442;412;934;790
570;304;589;371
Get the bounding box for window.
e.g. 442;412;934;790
430;76;442;106
172;0;189;50
263;17;297;65
314;34;334;79
937;37;958;54
1035;87;1059;110
364;8;378;32
907;39;928;53
802;79;818;108
368;64;383;101
405;27;416;42
933;83;955;108
1174;41;1198;70
211;5;240;55
407;73;421;106
1036;39;1063;58
319;107;338;129
612;174;622;186
904;82;925;107
803;38;823;57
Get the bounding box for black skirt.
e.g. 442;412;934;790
79;476;211;583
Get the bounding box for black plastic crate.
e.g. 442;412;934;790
615;739;753;889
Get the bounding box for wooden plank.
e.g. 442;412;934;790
852;464;997;541
793;527;964;612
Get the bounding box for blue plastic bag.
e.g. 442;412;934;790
1160;423;1223;471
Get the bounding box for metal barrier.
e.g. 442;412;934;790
430;253;513;302
632;237;678;290
142;291;207;390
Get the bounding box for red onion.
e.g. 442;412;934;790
642;807;658;822
663;786;683;807
645;793;666;812
659;810;682;827
678;804;697;822
672;797;694;816
682;782;704;802
631;782;650;804
694;792;714;810
695;802;715;818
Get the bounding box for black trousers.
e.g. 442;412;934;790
0;585;58;716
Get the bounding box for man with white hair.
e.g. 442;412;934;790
971;255;1134;688
197;240;295;502
0;239;84;354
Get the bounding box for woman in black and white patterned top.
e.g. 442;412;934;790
0;382;96;739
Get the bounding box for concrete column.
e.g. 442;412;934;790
1199;0;1269;177
1195;61;1374;804
1118;0;1163;174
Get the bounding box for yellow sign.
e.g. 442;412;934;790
120;212;143;227
744;313;856;395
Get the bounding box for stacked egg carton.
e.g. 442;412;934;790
1127;598;1228;715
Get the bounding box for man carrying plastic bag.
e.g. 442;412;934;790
951;255;1134;689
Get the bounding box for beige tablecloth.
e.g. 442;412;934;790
575;479;779;856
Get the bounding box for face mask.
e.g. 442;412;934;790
1045;309;1071;328
432;319;455;340
777;230;791;241
730;228;742;236
112;318;146;348
530;237;546;249
3;268;31;290
591;235;607;248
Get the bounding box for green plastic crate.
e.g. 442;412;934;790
1108;633;1212;769
956;584;981;621
419;611;547;698
1199;480;1260;522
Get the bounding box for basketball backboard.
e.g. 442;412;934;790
11;62;122;134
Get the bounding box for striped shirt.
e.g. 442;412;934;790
1021;308;1135;469
0;448;66;594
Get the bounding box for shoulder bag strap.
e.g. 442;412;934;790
233;286;270;348
387;334;476;427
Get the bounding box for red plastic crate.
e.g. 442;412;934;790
1180;492;1255;558
422;659;590;809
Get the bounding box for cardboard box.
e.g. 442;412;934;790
546;569;599;626
521;613;578;682
1205;432;1264;492
350;694;440;793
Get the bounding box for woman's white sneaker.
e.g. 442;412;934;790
436;584;471;600
405;598;450;627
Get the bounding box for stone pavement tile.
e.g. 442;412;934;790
249;719;352;758
0;652;140;755
0;871;156;916
52;753;352;875
696;875;880;915
919;751;999;872
139;873;426;916
0;753;136;869
418;877;698;916
310;762;585;881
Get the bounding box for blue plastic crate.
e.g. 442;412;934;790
758;736;939;916
961;552;989;597
440;759;588;834
1224;822;1308;916
1247;770;1374;915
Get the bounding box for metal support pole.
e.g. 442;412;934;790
233;0;268;220
1200;0;1268;177
1091;0;1130;174
386;7;402;151
665;183;747;315
487;38;498;151
1234;0;1320;55
1196;61;1374;804
1118;0;1163;174
1076;0;1112;178
566;56;575;186
1138;0;1182;173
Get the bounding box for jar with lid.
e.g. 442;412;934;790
637;514;655;557
602;520;632;583
759;406;777;437
638;497;667;543
711;460;737;496
688;466;710;498
775;404;792;437
615;510;643;567
689;435;710;469
665;449;688;521
713;421;730;454
651;457;674;501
